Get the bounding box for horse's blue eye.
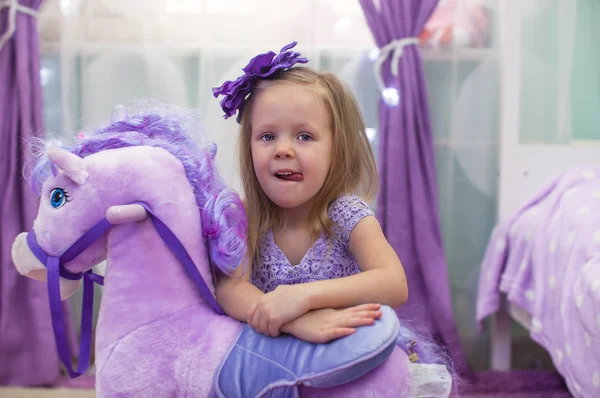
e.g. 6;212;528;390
50;188;68;209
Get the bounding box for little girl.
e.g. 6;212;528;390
212;42;408;344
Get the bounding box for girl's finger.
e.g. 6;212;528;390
248;309;256;327
327;327;356;341
353;310;382;320
259;313;270;335
251;311;262;332
345;303;381;313
268;321;280;337
344;316;376;328
247;308;256;324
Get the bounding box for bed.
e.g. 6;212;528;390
477;165;600;397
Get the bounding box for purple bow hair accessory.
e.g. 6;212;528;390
212;41;309;122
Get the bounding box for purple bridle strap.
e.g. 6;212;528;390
48;258;99;378
27;218;110;378
26;203;224;378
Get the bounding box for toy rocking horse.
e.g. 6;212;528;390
11;107;446;397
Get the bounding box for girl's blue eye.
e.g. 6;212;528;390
261;133;275;141
298;133;313;141
50;188;69;209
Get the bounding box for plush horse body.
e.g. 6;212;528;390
11;111;412;397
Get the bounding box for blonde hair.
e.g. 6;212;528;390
238;67;378;259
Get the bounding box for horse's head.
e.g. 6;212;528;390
11;145;116;298
11;107;247;301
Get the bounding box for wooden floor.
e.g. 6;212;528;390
0;387;95;398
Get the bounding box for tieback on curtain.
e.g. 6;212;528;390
374;37;419;106
0;0;39;50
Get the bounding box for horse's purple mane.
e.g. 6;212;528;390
30;109;246;274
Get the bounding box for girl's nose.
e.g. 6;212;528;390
274;140;294;159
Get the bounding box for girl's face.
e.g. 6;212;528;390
250;83;333;212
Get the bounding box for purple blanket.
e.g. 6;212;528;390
477;167;600;398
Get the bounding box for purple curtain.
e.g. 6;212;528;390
0;0;60;386
359;0;470;376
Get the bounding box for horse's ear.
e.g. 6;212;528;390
11;233;81;300
47;147;89;185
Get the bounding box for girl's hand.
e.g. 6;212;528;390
281;303;382;344
247;284;311;337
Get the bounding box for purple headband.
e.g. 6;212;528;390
212;41;309;123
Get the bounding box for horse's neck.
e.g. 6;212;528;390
96;204;214;351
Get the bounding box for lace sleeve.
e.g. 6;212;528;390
328;194;374;249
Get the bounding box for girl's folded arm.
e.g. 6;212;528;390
299;216;408;310
215;252;265;322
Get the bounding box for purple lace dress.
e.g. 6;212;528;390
251;194;374;293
